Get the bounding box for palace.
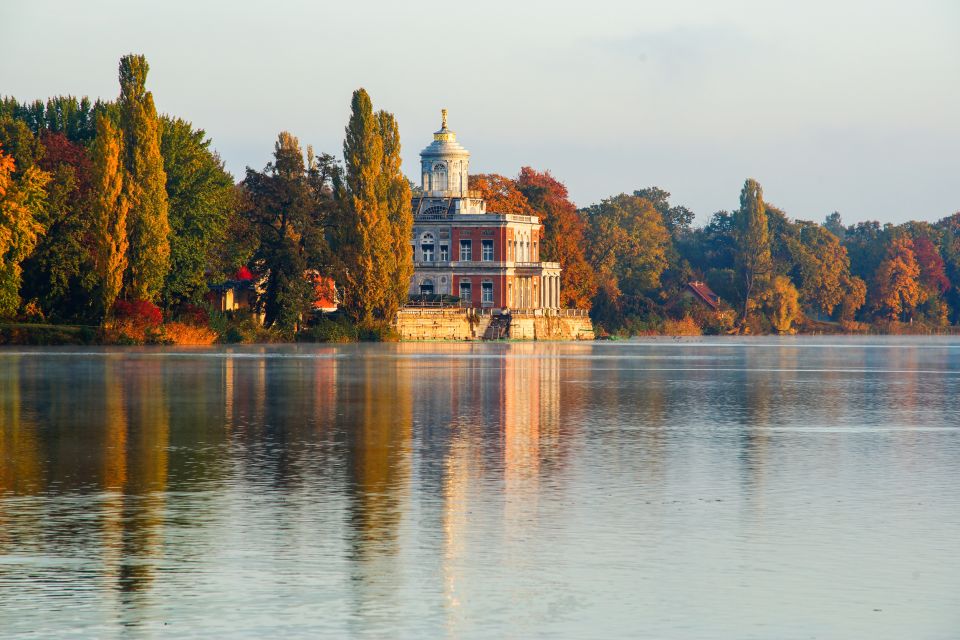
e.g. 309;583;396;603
409;110;562;311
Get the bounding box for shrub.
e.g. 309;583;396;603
662;316;702;336
177;304;210;327
162;322;218;345
297;317;358;343
113;299;163;325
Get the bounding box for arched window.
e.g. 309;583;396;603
420;233;435;261
422;205;446;218
432;163;447;192
419;279;434;296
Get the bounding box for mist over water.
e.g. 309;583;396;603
1;339;959;638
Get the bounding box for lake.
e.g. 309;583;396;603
1;338;959;638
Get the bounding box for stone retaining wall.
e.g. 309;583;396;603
395;309;594;341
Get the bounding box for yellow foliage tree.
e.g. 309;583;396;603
0;145;48;317
89;115;129;316
762;275;800;334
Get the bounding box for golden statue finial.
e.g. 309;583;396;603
441;108;448;129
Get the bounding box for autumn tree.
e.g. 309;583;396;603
733;179;772;327
911;234;950;326
517;167;597;309
118;54;170;302
839;275;867;321
872;235;921;321
88;115;129;317
241;132;338;333
20;131;99;321
762;275;800;333
338;88;411;330
159;116;235;307
786;222;853;317
469;173;532;215
376;110;414;322
0;144;48;317
634;186;694;238
583;194;670;331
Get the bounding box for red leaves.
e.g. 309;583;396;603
113;299;163;325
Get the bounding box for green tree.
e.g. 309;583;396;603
583;194;670;331
733;179;772;327
20;131;99;322
159;116;235;307
633;186;694;237
89;115;129;317
118;54;170;302
241;132;338;333
823;211;845;240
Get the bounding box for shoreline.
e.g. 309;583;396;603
2;321;959;347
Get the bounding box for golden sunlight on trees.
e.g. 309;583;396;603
89;116;129;316
762;275;800;334
118;54;169;303
733;179;772;328
873;236;921;321
517;167;597;309
338;88;413;331
0;145;48;317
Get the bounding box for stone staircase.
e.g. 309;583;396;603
483;314;511;340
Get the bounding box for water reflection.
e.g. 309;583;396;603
1;340;959;637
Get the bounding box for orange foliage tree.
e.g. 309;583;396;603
516;167;597;309
468;174;532;215
872;236;921;321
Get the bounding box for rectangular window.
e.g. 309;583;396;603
459;281;472;301
421;243;434;261
439;245;448;261
459;239;472;261
482;239;494;261
482;281;493;304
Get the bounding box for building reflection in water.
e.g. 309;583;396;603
422;343;567;634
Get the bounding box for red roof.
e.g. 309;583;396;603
235;266;254;281
311;274;338;311
686;281;721;310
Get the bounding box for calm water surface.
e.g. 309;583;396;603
1;338;959;638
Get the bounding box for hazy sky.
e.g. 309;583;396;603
3;0;959;224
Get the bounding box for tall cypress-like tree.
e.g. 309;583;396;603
89;115;129;317
376;110;414;323
340;88;390;328
733;178;772;327
118;54;169;302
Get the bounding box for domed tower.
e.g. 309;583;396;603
420;109;470;196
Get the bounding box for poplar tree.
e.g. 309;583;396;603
118;54;169;302
89;115;129;317
340;88;390;329
376;110;414;324
733;178;772;327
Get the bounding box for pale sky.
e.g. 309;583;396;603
3;0;959;225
